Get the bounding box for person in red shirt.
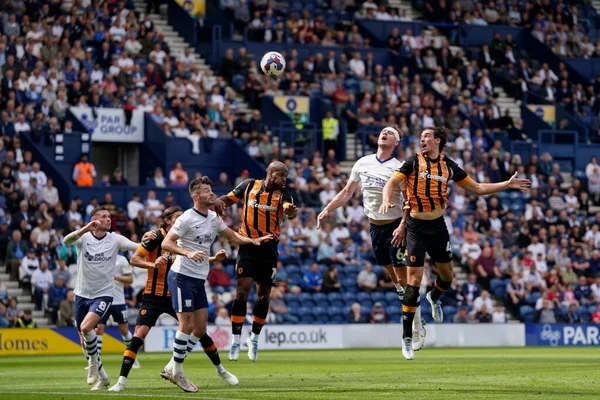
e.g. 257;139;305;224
208;262;232;294
592;304;600;324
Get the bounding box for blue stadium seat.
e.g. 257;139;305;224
316;300;329;308
385;291;399;303
343;278;359;292
298;306;312;317
442;306;458;320
286;264;300;274
373;265;384;276
301;315;315;324
287;299;300;310
387;305;401;315
370;292;385;303
299;293;313;303
342;292;357;304
312;292;326;302
357;292;371;303
527;292;542;306
490;278;508;300
312;307;327;317
289;273;303;284
520;305;535;323
508;191;522;200
361;301;374;311
331;314;345;324
588;305;597;316
316;314;330;324
327;292;342;302
329;306;342;317
302;300;316;308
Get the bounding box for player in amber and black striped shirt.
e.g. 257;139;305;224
380;127;530;360
214;161;298;362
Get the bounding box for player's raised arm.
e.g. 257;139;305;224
317;179;360;229
214;178;254;216
64;220;101;245
450;157;531;195
117;231;157;253
380;156;413;215
209;249;228;263
282;188;298;220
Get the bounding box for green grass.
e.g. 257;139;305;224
0;348;599;400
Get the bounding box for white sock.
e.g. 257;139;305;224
233;334;241;345
98;364;108;379
122;331;133;347
394;283;404;292
97;334;103;356
118;376;127;385
250;332;259;342
185;334;200;358
215;364;225;373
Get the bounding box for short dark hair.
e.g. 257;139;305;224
188;176;213;195
425;126;448;151
90;206;108;218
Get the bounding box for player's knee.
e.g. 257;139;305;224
134;326;149;340
95;325;105;335
236;287;250;301
192;327;206;338
118;324;129;335
80;322;94;335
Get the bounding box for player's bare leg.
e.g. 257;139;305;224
426;261;454;323
229;277;253;361
80;312;108;386
384;264;405;301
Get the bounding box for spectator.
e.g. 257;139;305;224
473;290;494;313
575;276;593;305
48;275;68;322
566;303;581;323
57;290;75;327
215;308;231;326
269;287;299;324
370;302;387;324
302;263;323;293
491;305;507;323
322;265;341;293
377;268;395;291
72;154;97;186
110;168;129;186
31;259;53;311
0;302;9;328
461;235;482;271
348;303;367;323
592;305;600;324
535;299;558;323
19;248;39;289
53;259;72;288
169;161;189;187
357;263;377;291
15;309;37;328
208;262;232;294
452;307;471;323
462;274;482;305
474;304;492;323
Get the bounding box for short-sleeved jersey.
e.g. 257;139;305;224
137;228;173;298
226;178;294;240
113;255;132;305
73;232;139;299
350;154;406;221
170;208;227;280
393;153;472;213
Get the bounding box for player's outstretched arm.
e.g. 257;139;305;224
64;220;101;245
115;273;133;284
130;248;167;270
214;195;237;216
317;180;360;229
462;172;531;196
219;227;273;246
379;175;405;215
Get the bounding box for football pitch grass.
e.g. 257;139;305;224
0;348;599;400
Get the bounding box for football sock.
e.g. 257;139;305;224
173;331;190;373
251;299;269;336
402;285;420;339
230;299;246;341
431;277;452;302
200;334;222;369
119;336;144;379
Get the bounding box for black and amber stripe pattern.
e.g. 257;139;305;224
137;228;173;297
394;153;471;213
227;179;290;240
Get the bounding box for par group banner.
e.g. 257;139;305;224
70;106;145;143
526;324;600;347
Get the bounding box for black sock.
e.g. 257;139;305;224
230;299;246;336
402;285;420;339
431;277;452;302
119;336;144;378
251;299;269;335
200;334;221;366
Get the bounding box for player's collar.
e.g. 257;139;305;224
91;232;107;240
375;155;394;164
193;208;208;218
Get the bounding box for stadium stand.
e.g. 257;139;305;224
0;0;599;329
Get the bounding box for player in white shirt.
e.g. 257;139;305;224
160;177;272;392
63;207;155;390
92;255;139;369
317;126;426;351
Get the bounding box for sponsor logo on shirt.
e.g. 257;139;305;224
419;171;448;182
363;175;387;188
84;251;112;262
247;199;278;211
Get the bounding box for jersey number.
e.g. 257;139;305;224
271;268;277;281
446;242;452;253
98;301;107;311
121;310;128;322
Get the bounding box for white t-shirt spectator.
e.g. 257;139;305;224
16;170;31;190
492;309;507;323
109;25;127;42
473;295;493;312
29;170;47;189
349;58;366;77
150;49;167;65
14;120;32;134
331;226;350;246
20;257;40;281
124;39;142;55
127;199;145;220
178;52;196;71
32;268;54;290
117;56;134;74
346;204;365;223
357;269;377;286
461;242;482;263
527;242;546;259
67;209;82;222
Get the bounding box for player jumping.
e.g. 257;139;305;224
64;207;155;390
160;176;272;392
380;127;530;360
213;161;298;362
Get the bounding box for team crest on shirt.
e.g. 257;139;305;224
410;256;416;263
141;309;147;315
237;267;243;274
185;299;192;307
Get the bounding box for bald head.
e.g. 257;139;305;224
265;161;288;190
267;161;288;174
